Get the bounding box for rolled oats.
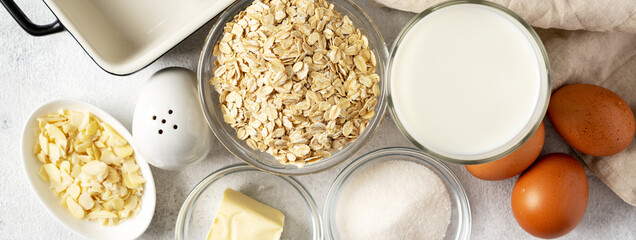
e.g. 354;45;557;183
211;0;380;167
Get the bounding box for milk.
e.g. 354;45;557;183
390;3;546;160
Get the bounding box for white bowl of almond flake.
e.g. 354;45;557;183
21;98;156;240
324;147;471;240
198;0;389;175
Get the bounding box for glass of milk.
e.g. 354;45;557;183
387;0;551;164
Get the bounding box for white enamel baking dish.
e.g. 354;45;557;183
1;0;235;75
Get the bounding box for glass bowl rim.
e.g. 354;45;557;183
175;163;323;240
323;147;471;240
197;0;390;175
385;0;552;165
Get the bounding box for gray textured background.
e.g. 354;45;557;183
1;0;634;239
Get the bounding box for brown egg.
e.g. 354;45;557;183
548;84;635;156
466;122;545;180
511;153;588;239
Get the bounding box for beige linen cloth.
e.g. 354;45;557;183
374;0;636;206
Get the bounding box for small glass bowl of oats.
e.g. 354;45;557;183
198;0;388;175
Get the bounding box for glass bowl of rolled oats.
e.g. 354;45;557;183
198;0;388;175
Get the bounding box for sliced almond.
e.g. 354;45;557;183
66;197;85;219
78;191;95;210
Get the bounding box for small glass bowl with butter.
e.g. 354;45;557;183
175;164;322;239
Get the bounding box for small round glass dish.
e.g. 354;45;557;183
198;0;389;175
324;147;471;240
175;164;322;240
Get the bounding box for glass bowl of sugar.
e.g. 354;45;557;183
323;147;471;240
175;164;322;240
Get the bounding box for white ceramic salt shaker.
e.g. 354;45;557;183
132;67;212;170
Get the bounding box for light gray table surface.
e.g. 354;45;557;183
1;0;634;239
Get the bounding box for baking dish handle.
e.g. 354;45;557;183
1;0;64;36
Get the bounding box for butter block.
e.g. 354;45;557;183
208;188;285;240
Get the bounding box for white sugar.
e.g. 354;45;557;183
335;160;451;239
